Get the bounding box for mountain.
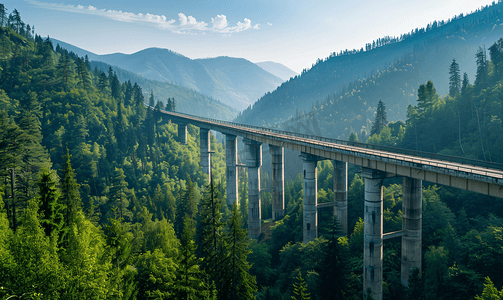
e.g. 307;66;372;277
50;39;283;111
90;61;238;121
256;61;298;81
236;2;503;138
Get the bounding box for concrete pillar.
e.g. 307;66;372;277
333;160;348;235
177;122;188;144
401;177;422;286
301;152;318;243
362;168;385;300
270;145;285;221
244;139;262;238
225;134;238;206
200;128;211;183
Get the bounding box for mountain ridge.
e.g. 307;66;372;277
50;38;286;111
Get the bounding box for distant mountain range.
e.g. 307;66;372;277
51;39;295;111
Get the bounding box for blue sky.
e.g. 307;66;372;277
6;0;496;73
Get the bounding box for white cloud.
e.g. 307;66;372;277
267;22;273;26
27;0;258;35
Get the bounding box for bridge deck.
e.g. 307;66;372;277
160;109;503;197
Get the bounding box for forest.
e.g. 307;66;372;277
2;4;503;300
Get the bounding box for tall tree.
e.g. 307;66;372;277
176;214;205;299
370;100;388;136
449;59;461;97
475;46;488;87
222;203;257;300
291;271;310;300
60;149;81;238
38;171;64;237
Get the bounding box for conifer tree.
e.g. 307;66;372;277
177;214;205;299
449;59;461;97
291;271;310;300
461;72;469;93
370;100;388;136
38;171;63;237
475;46;488;87
222;203;257;300
197;180;225;291
60;149;81;236
109;167;129;220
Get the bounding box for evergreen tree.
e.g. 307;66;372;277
291;271;310;300
449;59;461;97
177;214;205;299
38;171;64;237
370;100;388;136
222;203;257;300
318;217;349;299
475;46;488;87
197;180;225;291
60;149;81;237
109;167;129;220
461;72;469;92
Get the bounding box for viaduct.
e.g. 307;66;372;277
160;108;503;300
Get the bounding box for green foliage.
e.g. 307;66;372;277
291;271;311;300
475;277;503;300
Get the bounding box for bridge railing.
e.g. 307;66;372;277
159;108;503;171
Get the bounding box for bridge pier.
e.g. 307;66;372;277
244;139;262;238
401;177;422;286
333;160;348;235
362;168;386;300
225;134;238;206
301;152;319;243
270;145;285;221
177;122;188;144
200;128;211;183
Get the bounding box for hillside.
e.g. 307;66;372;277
51;39;284;111
236;2;503;137
89;61;237;121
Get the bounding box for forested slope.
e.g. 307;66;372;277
236;1;503;136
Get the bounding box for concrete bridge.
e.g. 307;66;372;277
159;108;503;300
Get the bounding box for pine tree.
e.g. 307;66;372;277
370;100;388;136
475;46;488;87
176;214;205;299
109;167;129;220
60;149;81;237
38;171;64;237
291;271;310;300
449;59;461;97
318;217;349;299
222;203;257;300
461;72;469;93
197;180;225;291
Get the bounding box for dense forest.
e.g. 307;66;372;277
235;0;503;140
2;4;503;300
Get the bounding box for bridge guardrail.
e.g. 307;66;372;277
156;107;503;173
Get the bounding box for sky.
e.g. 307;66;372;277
6;0;497;73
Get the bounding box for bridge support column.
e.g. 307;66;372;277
401;177;422;286
333;160;348;235
270;145;285;221
177;122;188;145
362;168;386;300
244;139;262;238
226;134;238;206
301;153;318;243
200;128;211;183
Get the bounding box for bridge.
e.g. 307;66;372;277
158;108;503;300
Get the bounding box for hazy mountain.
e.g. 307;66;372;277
90;61;237;121
50;39;283;111
256;61;298;81
236;2;503;134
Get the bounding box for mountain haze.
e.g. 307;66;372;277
256;61;298;81
51;39;284;111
